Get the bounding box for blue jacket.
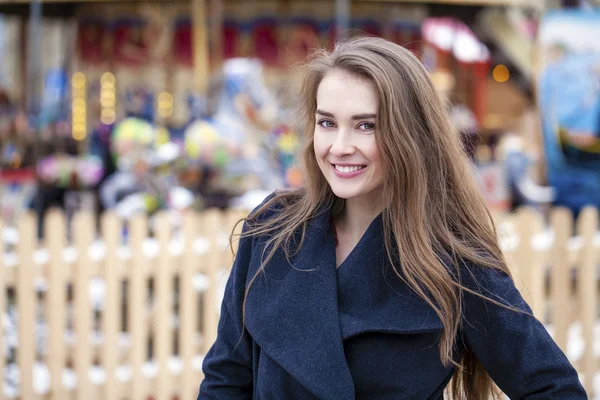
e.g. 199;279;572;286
199;197;586;399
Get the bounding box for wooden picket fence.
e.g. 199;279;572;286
0;205;598;399
0;207;248;400
496;206;599;397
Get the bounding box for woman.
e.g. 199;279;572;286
198;37;586;399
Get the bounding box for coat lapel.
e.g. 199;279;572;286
335;215;444;340
244;209;355;399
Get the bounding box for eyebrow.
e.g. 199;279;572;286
316;109;376;120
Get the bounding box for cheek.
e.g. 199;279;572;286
371;147;382;167
313;134;329;159
365;143;384;181
363;139;381;165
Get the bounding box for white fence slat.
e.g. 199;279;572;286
129;215;149;400
101;212;122;400
180;211;200;399
74;212;94;399
154;212;173;400
577;206;598;396
17;212;36;400
550;208;573;352
46;210;68;400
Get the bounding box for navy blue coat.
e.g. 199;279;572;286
198;197;586;399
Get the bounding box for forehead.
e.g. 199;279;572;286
316;70;378;116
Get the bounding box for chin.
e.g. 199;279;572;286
329;186;364;200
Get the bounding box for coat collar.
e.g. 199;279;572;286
244;207;442;399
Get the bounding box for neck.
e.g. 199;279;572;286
335;194;384;242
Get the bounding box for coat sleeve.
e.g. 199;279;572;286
198;221;255;399
461;264;587;399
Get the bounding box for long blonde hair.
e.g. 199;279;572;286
240;36;509;399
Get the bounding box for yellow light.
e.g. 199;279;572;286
72;98;85;108
101;91;115;101
73;105;86;114
158;92;173;103
72;89;86;99
101;72;116;85
157;91;174;119
158;108;173;118
101;114;116;125
493;65;510;83
73;129;87;141
72;116;86;125
72;72;86;89
101;109;116;125
100;101;115;108
157;92;173;111
73;122;86;130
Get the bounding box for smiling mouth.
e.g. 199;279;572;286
333;164;367;173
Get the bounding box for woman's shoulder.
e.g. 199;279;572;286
451;257;528;311
246;189;304;225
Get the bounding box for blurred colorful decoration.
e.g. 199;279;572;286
100;137;186;218
271;124;302;187
495;133;555;210
422;18;490;123
101;116;159;211
111;116;156;168
37;154;104;189
538;10;600;213
71;6;455;213
182;58;282;197
183;122;237;169
98;88;195;218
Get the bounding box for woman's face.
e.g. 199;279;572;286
313;70;384;205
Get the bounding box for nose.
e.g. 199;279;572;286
329;129;355;157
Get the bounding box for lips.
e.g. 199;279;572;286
330;163;367;179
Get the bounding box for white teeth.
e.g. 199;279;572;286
334;165;365;173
